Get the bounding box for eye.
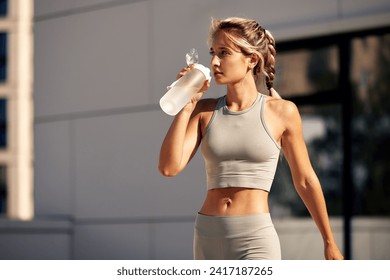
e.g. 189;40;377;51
209;49;230;59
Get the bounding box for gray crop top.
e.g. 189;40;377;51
201;93;281;191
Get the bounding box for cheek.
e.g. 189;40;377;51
228;60;248;76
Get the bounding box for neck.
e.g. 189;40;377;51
225;75;258;111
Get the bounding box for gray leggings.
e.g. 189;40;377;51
193;213;281;260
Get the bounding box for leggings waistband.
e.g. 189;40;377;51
195;213;274;238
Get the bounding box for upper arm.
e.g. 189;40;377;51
178;98;214;171
280;102;316;187
178;105;203;171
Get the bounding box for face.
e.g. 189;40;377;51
209;31;252;85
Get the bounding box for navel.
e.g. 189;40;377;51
223;197;233;207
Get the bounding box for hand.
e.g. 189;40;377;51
176;65;210;112
176;64;210;93
324;242;344;260
176;64;195;80
181;79;210;113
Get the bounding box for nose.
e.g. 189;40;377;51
211;54;220;67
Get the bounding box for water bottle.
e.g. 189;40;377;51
160;49;211;116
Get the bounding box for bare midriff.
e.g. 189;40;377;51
199;187;269;216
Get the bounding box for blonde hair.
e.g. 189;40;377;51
208;17;281;99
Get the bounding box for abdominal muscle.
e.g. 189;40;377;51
199;187;269;216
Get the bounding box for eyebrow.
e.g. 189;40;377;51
210;46;231;52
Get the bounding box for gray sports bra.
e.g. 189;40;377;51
201;93;281;192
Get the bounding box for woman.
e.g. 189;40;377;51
159;17;343;260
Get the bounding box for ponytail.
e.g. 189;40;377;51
263;29;281;99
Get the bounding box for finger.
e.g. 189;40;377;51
176;67;191;79
199;80;210;93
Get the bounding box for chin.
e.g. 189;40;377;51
214;77;226;85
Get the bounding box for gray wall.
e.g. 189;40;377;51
2;0;390;260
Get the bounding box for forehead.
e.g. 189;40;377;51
210;31;241;51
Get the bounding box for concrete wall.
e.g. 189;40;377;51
1;217;389;259
2;0;390;260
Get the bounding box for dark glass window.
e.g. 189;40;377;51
0;0;6;16
271;28;390;219
267;25;390;259
0;99;6;148
0;165;6;215
0;33;6;82
351;33;390;216
274;46;339;97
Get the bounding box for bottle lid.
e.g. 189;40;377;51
194;63;212;82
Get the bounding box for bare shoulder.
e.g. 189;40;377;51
266;97;298;115
266;97;301;123
265;97;302;136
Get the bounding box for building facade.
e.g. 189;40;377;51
0;0;389;259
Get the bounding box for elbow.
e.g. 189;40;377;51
158;165;180;177
294;173;320;193
158;155;183;177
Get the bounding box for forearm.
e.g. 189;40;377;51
295;174;337;245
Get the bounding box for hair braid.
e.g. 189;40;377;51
264;30;276;90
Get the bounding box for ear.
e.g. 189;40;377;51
249;53;260;68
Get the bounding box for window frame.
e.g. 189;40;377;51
276;25;390;260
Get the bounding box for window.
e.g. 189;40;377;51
270;26;390;259
275;46;339;97
351;33;390;216
0;33;6;82
0;165;6;215
270;27;390;218
0;99;5;148
0;0;6;17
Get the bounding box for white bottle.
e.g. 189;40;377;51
159;63;211;116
